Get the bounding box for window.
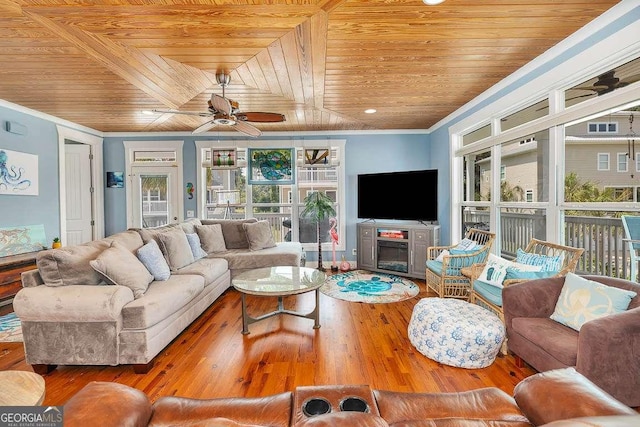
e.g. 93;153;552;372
195;140;345;253
500;165;506;182
635;153;640;172
618;153;628;172
588;122;618;133
609;187;634;202
525;190;534;202
597;153;610;171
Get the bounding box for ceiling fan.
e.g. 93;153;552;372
568;70;640;101
152;73;285;137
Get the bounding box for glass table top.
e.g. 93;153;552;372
232;266;326;296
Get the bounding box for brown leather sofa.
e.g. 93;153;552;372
503;275;640;407
63;368;638;426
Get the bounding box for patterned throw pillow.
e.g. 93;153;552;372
136;240;170;281
455;238;479;251
550;272;637;331
477;254;514;287
186;233;208;260
516;248;563;272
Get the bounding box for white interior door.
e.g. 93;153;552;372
130;166;180;228
65;143;94;245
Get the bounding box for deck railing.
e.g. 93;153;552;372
464;211;636;280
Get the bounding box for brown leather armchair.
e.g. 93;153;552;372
503;275;640;407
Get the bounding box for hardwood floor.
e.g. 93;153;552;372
0;278;535;406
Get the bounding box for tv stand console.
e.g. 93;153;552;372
357;222;440;279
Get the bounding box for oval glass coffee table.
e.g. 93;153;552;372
232;266;326;334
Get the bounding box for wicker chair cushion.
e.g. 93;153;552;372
474;279;503;306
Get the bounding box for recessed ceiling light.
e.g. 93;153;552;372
423;0;445;4
141;110;155;115
364;109;377;114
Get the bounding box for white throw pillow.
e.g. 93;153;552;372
455;238;479;251
435;249;450;262
477;254;514;288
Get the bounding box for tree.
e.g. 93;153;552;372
300;191;336;271
564;172;630;217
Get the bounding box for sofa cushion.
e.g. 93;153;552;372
121;274;205;329
210;242;301;271
156;228;195;271
174;257;229;285
90;242;154;299
180;218;202;235
135;223;181;244
104;230;144;253
512;317;578;366
243;220;276;251
201;218;257;249
186;233;208;260
550;272;637;331
36;240;110;287
196;224;227;253
136;240;171;281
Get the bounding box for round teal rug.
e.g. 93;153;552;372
321;270;419;303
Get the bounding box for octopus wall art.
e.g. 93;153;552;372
0;149;37;195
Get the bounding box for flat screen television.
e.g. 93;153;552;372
357;169;438;222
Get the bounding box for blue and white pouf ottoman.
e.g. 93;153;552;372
408;298;505;369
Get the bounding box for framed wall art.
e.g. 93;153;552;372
0;149;38;195
211;149;237;168
248;148;294;185
106;171;124;188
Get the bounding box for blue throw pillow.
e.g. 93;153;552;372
516;248;563;272
550;272;637;331
504;268;558;281
136;240;171;281
186;233;208;261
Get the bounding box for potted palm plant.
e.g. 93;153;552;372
301;191;336;271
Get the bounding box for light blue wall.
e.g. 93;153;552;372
104;133;431;264
0;105;60;246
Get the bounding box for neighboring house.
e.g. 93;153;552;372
476;111;639;203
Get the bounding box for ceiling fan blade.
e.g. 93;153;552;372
152;109;212;117
232;120;262;137
192;120;217;134
237;112;286;123
211;94;231;115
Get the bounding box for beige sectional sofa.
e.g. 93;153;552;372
14;218;303;374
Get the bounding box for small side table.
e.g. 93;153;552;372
0;371;45;406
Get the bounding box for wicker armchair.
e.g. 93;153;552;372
470;238;585;322
425;229;495;300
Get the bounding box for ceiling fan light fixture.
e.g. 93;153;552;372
423;0;445;5
214;117;236;126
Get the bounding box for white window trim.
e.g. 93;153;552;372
123;140;184;229
447;1;639;244
617;152;629;172
598;153;610;171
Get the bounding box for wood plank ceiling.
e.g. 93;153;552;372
0;0;620;134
